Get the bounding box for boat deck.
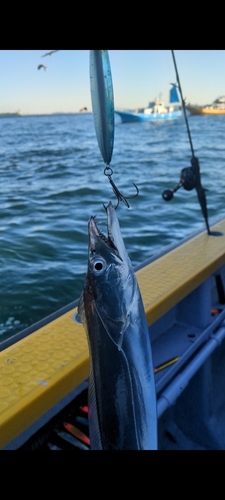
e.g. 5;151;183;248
1;218;225;449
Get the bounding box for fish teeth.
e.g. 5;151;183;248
92;212;120;256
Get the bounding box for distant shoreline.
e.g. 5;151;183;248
0;112;92;117
0;112;22;117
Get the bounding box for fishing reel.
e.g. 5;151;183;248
162;157;212;235
162;166;196;201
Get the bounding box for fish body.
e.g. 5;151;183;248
78;202;157;450
89;50;114;166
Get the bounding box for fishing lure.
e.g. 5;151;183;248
90;50;138;208
90;50;114;167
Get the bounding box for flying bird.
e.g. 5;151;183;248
38;64;46;71
42;50;59;58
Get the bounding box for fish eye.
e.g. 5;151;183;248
92;257;106;275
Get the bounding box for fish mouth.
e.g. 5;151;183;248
88;202;123;260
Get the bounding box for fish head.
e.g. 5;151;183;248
79;202;137;347
88;201;135;299
89;201;128;264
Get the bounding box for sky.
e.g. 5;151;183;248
1;50;225;115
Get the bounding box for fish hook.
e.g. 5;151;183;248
104;165;139;209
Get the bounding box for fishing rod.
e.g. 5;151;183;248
162;50;211;235
171;50;195;157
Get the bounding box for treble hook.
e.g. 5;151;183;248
104;165;139;209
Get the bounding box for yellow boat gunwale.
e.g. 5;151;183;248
1;217;225;449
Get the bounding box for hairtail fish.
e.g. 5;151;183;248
78;201;157;449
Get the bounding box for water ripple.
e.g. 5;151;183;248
0;113;225;341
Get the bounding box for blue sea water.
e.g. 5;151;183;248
0;112;224;342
